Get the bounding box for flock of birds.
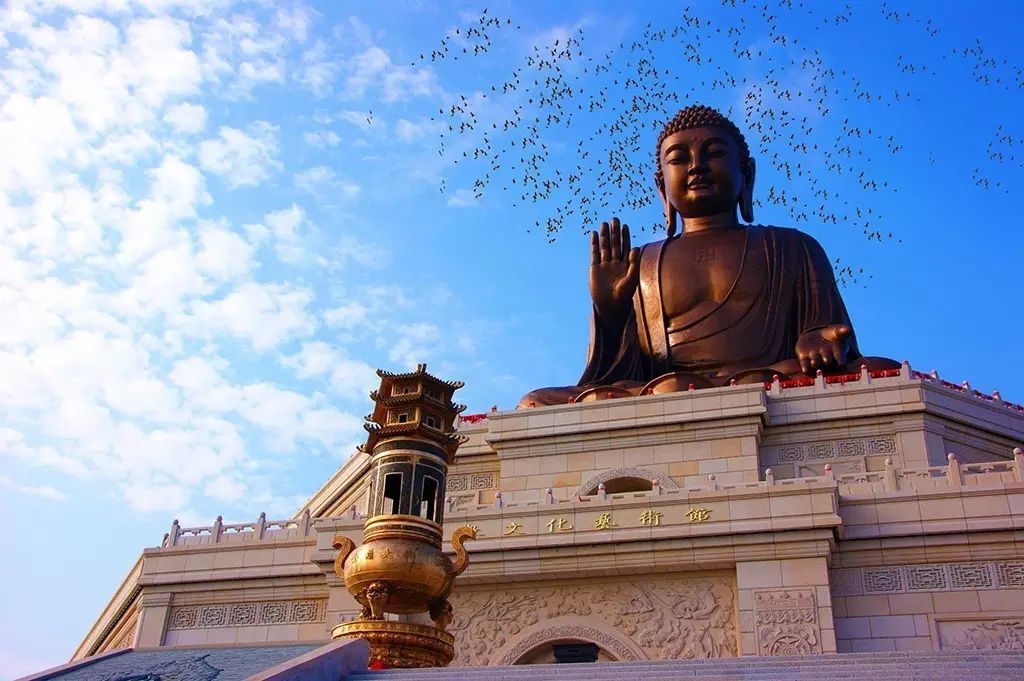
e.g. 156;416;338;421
413;2;1022;284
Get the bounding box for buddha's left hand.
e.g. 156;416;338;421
796;324;851;375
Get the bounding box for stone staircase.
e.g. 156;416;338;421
347;651;1024;680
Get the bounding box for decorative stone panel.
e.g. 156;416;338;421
937;618;1024;650
995;562;1024;588
762;435;898;467
904;565;948;591
167;599;326;629
448;576;736;666
448;471;496;492
577;467;680;497
835;560;1024;596
949;563;994;590
862;566;902;594
753;589;822;656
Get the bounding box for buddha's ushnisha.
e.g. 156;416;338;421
521;105;897;407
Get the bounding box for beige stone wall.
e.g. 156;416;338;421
738;558;836;656
832;558;1024;652
76;370;1024;662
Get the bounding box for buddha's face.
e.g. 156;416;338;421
659;125;748;219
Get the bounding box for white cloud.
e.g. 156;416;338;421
294;165;361;199
164;101;207;133
323;301;369;328
342;45;438;102
200;14;286;97
303;129;340;148
273;5;314;42
0;474;67;500
395;117;439;142
195;220;255;282
198;121;280;188
189;281;317;350
447;188;479;207
283;340;338;378
298;40;338;97
245;203;309;264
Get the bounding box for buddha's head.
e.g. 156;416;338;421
655;105;756;235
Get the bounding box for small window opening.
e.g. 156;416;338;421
424;414;438;428
398;412;409;423
383;473;402;514
421;476;439;521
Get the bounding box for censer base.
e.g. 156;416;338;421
332;619;454;668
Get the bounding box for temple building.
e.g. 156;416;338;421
20;104;1024;679
29;360;1023;679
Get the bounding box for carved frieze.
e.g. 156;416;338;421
447;471;497;493
835;560;1024;596
447;577;736;666
753;589;821;656
577;467;680;497
762;435;898;466
938;619;1024;651
167;599;326;629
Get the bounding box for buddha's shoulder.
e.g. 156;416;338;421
751;225;828;251
642;226;825;250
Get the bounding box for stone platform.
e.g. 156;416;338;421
349;651;1024;679
72;364;1024;667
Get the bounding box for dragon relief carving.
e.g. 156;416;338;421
447;577;736;666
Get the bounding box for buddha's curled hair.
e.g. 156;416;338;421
654;105;752;187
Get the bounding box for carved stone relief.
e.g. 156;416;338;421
762;435;898;468
167;599;326;629
835;560;1024;596
448;471;497;493
577;467;680;497
753;589;821;656
448;576;736;666
937;619;1024;651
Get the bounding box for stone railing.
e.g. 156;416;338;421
156;450;1023;547
758;361;1023;412
830;449;1023;496
912;369;1024;413
462;449;1024;515
160;509;314;548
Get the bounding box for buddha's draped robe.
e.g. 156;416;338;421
579;226;864;386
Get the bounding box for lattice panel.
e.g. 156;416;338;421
168;599;326;629
863;567;903;594
839;561;1024;595
764;435;898;465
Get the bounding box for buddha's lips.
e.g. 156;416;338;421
688;179;713;189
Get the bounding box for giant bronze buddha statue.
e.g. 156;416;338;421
520;105;898;408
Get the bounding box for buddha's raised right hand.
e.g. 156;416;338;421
589;217;640;326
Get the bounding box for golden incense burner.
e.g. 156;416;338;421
331;365;475;668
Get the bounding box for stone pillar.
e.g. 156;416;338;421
736;557;836;656
135;591;173;647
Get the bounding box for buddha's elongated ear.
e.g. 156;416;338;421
655;172;678;238
739;157;756;224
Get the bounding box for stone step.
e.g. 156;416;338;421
348;652;1024;680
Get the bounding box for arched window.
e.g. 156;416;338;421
586;477;653;495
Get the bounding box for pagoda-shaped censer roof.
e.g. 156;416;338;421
358;364;467;457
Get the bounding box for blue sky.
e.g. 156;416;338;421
2;0;1023;676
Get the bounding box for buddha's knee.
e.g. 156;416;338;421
517;386;582;409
